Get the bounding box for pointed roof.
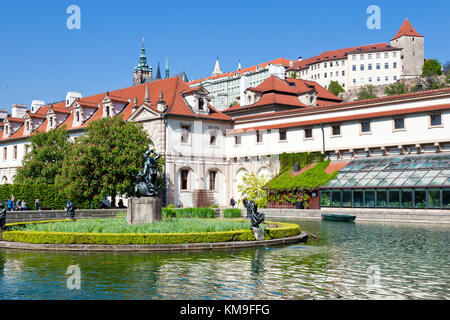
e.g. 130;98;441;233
155;62;162;79
212;57;223;76
391;18;423;41
237;60;242;70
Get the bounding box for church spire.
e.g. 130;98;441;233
237;59;242;70
165;56;170;78
156;62;162;79
212;57;222;76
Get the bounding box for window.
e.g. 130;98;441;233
180;124;191;143
324;72;327;78
353;78;356;84
368;77;372;83
360;54;364;60
3;147;6;161
385;76;389;81
384;52;388;58
376;53;380;59
394;76;397;81
234;135;241;145
256;130;263;143
352;55;356;61
105;106;110;117
361;121;371;133
368;64;372;70
393;62;397;69
385;63;389;69
360;64;364;71
430;114;442;127
352;65;356;71
324;63;327;68
26;121;30;132
393;52;397;58
13;146;17;160
199;98;204;110
49;117;53;128
342;70;345;76
279;129;287;141
394;118;405;130
180;170;189;190
342;61;345;66
368;53;372;59
209;127;218;145
76;111;80;122
330;62;333;67
209;171;217;191
377;77;381;82
332;125;341;136
304;128;313;139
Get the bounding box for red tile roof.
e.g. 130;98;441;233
288;43;400;71
325;161;350;174
228;103;450;134
188;58;293;85
391;18;423;41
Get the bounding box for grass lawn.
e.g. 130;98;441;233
12;217;262;234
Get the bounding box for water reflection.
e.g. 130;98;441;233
0;219;448;299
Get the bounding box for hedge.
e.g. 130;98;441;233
223;208;242;218
2;220;301;245
0;184;101;210
162;207;216;219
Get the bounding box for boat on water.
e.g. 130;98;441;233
321;213;356;222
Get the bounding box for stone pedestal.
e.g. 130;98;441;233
127;197;161;225
251;227;265;241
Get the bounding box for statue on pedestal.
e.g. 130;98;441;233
135;148;160;197
245;200;265;229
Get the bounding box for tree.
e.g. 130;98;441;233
238;172;269;208
444;61;450;75
290;72;298;79
356;85;377;100
422;59;443;76
384;82;406;96
15;126;72;184
328;81;345;96
56;116;154;205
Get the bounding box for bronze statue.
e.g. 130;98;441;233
0;201;6;230
66;201;76;221
135;148;160;197
248;200;265;229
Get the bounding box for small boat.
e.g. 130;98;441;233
321;213;356;222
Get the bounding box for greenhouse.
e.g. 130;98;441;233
320;154;450;209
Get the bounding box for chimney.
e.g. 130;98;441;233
298;57;303;61
31;100;45;113
66;92;82;108
0;109;8;121
11;104;27;118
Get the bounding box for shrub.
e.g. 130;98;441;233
162;207;216;219
223;208;242;218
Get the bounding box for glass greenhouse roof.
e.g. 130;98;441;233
326;154;450;188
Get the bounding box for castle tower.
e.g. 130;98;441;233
390;18;424;78
212;57;223;76
133;39;153;86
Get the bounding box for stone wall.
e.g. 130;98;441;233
5;209;124;223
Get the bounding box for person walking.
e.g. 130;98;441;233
35;198;40;211
7;197;13;211
230;198;236;208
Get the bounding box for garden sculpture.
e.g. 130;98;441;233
66;201;76;221
0;202;6;230
248;200;265;229
135;148;160;197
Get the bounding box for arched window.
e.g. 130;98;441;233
180;169;189;190
209;170;217;191
105;106;110;117
1;176;8;184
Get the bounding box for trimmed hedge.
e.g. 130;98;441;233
2;220;301;245
223;208;242;218
162;207;216;219
0;184;101;210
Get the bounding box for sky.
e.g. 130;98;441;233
0;0;449;111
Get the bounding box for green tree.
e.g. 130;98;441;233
422;59;443;76
238;172;269;208
356;85;377;100
15;126;71;184
56;116;154;205
384;82;406;96
443;61;450;75
328;81;345;96
291;72;298;79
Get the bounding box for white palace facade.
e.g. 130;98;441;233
0;70;449;208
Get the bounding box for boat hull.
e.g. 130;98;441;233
321;213;356;222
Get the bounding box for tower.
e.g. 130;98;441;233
390;18;424;78
165;56;170;78
155;62;162;80
212;57;223;76
133;39;153;86
237;59;242;70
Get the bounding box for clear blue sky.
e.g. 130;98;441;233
0;0;449;111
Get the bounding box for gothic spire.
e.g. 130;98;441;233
237;59;242;70
156;62;162;79
212;57;223;76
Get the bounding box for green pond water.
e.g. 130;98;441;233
0;218;448;300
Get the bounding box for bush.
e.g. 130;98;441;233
3;220;301;244
223;208;242;218
162;207;216;219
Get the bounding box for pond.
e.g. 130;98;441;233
0;218;448;299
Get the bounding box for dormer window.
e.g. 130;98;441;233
199;98;204;110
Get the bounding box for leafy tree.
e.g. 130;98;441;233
238;172;269;208
56;116;155;205
384;82;406;96
356;85;377;100
290;72;298;79
422;59;443;76
328;81;345;96
444;61;450;75
15;126;71;184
